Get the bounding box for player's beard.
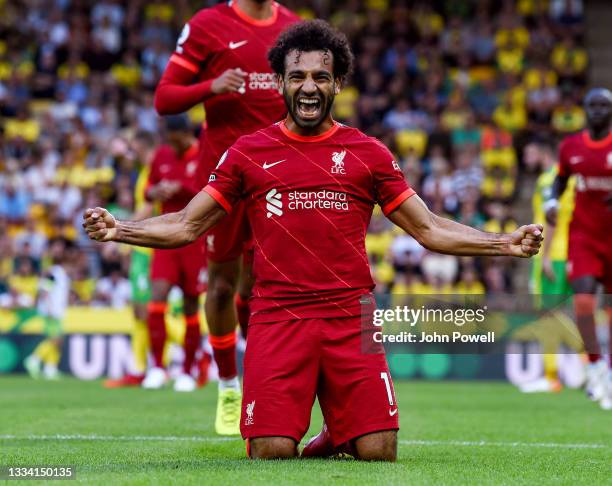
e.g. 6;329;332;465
284;88;335;130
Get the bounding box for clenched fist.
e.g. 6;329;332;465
211;68;247;94
507;224;543;258
82;207;117;242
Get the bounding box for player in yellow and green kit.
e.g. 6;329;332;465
104;131;157;387
520;143;579;393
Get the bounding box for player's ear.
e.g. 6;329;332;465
276;74;284;94
334;77;343;95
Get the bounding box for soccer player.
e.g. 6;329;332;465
141;115;207;393
519;143;576;394
83;20;543;461
545;88;612;410
23;239;71;380
154;0;299;433
103;131;157;388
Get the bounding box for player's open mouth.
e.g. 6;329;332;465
296;97;321;119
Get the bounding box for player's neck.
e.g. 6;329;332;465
587;125;611;141
172;138;196;156
283;116;336;138
234;0;274;21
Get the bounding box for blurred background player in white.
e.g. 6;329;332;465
23;239;71;380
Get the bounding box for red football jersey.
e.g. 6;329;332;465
558;130;612;238
204;121;415;323
170;1;299;173
146;143;203;214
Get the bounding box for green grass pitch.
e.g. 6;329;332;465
0;376;610;485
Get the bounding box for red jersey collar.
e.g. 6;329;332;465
582;130;612;149
279;120;340;142
231;1;278;27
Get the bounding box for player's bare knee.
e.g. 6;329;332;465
151;280;171;301
353;430;397;462
249;437;297;459
207;277;236;305
183;296;199;316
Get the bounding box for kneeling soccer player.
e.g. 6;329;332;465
82;20;543;461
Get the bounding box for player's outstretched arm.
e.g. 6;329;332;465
388;194;543;258
82;191;226;248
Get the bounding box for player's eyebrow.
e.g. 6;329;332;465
287;69;332;79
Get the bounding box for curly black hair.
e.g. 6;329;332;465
268;20;354;79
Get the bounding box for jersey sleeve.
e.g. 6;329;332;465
170;15;213;75
557;137;572;177
371;140;415;215
202;147;245;213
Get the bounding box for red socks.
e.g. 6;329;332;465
147;302;167;368
183;314;201;374
210;331;237;379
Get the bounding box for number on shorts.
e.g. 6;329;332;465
176;24;190;54
380;371;394;406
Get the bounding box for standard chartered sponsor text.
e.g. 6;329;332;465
288;190;349;211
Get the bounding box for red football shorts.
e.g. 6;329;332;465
206;199;253;263
567;232;612;291
240;316;400;446
150;237;206;297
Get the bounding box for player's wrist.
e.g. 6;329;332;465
500;233;514;256
543;198;559;213
110;221;123;242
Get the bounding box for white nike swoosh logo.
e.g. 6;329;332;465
570;156;583;164
229;40;248;49
389;408;398;416
262;159;286;170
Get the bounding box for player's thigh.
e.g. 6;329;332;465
178;238;206;298
206;200;249;264
151;249;179;297
568;236;604;284
207;258;241;296
240;320;320;444
44;317;62;338
602;245;612;294
318;317;399;447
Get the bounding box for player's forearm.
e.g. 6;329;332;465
420;214;511;256
112;212;192;248
550;175;569;200
542;222;556;259
154;79;214;114
114;206;223;249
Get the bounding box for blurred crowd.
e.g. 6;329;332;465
0;0;587;310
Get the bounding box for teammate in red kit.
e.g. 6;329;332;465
154;0;299;433
141;115;207;393
545;88;612;410
83;21;543;460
